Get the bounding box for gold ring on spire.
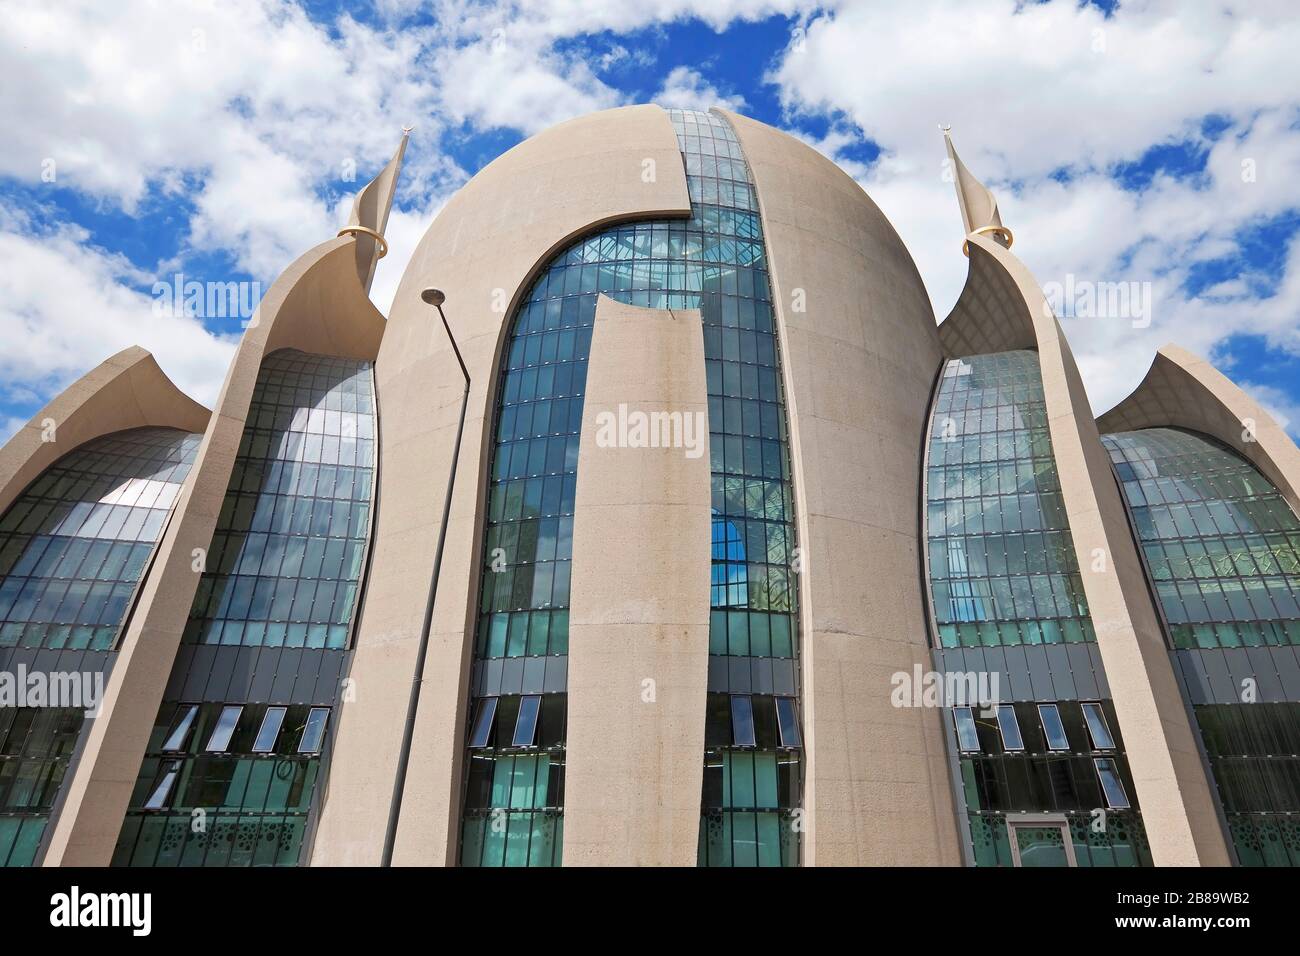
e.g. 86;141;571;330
337;225;389;258
962;225;1014;257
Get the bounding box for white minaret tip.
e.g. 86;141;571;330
943;128;1013;256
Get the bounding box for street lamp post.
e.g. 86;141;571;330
382;287;471;866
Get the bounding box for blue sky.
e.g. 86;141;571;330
1;0;1298;438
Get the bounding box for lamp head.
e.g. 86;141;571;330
420;288;446;307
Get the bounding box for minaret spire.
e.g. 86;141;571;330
941;126;1013;257
338;127;411;293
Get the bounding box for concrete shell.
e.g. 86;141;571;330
318;104;960;865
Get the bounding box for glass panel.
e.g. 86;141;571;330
252;707;286;753
461;110;804;867
180;352;375;650
162;704;198;752
0;428;200;651
1104;427;1300;866
205;706;243;752
469;697;498;749
996;704;1024;751
113;351;375;868
923;352;1093;647
0;707;84;866
1082;702;1115;750
954;706;981;753
143;761;180;810
1102;427;1300;650
774;697;802;748
731;695;757;748
298;708;328;754
1038;704;1070;751
512;696;541;748
1095;758;1131;809
1012;824;1071;867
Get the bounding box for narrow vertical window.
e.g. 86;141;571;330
252;706;286;753
143;761;181;810
995;704;1024;752
775;697;802;748
1082;702;1116;750
297;708;329;754
1037;704;1070;751
731;695;757;748
953;706;981;753
1095;757;1131;809
204;705;243;752
469;697;498;749
512;696;541;748
162;704;198;752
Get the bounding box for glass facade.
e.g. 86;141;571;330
460;108;802;867
0;428;200;652
926;352;1093;648
926;351;1148;865
0;708;83;866
113;350;375;866
1103;426;1300;866
0;426;199;866
958;700;1152;866
111;702;327;867
1195;703;1300;865
182;351;375;651
1102;428;1300;649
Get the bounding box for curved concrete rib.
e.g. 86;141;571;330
0;346;209;518
937;235;1231;866
564;296;711;866
313;104;692;865
1099;344;1300;516
722;109;959;865
43;237;387;865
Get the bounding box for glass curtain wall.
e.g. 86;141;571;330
927;352;1093;648
460;108;803;867
113;350;375;866
1102;428;1300;650
0;427;200;865
1103;427;1300;865
926;351;1149;865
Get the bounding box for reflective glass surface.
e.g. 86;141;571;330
958;701;1151;867
926;352;1094;648
0;708;82;866
1104;427;1300;865
926;352;1146;865
183;350;375;649
0;426;198;866
115;349;374;867
0;428;200;650
1103;427;1300;648
460;109;802;867
1196;703;1300;866
111;702;325;867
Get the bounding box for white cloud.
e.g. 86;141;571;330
766;0;1300;416
0;203;237;422
421;0;810;39
4;0;1299;448
433;36;622;135
653;66;747;112
1238;381;1299;435
0;0;446;279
